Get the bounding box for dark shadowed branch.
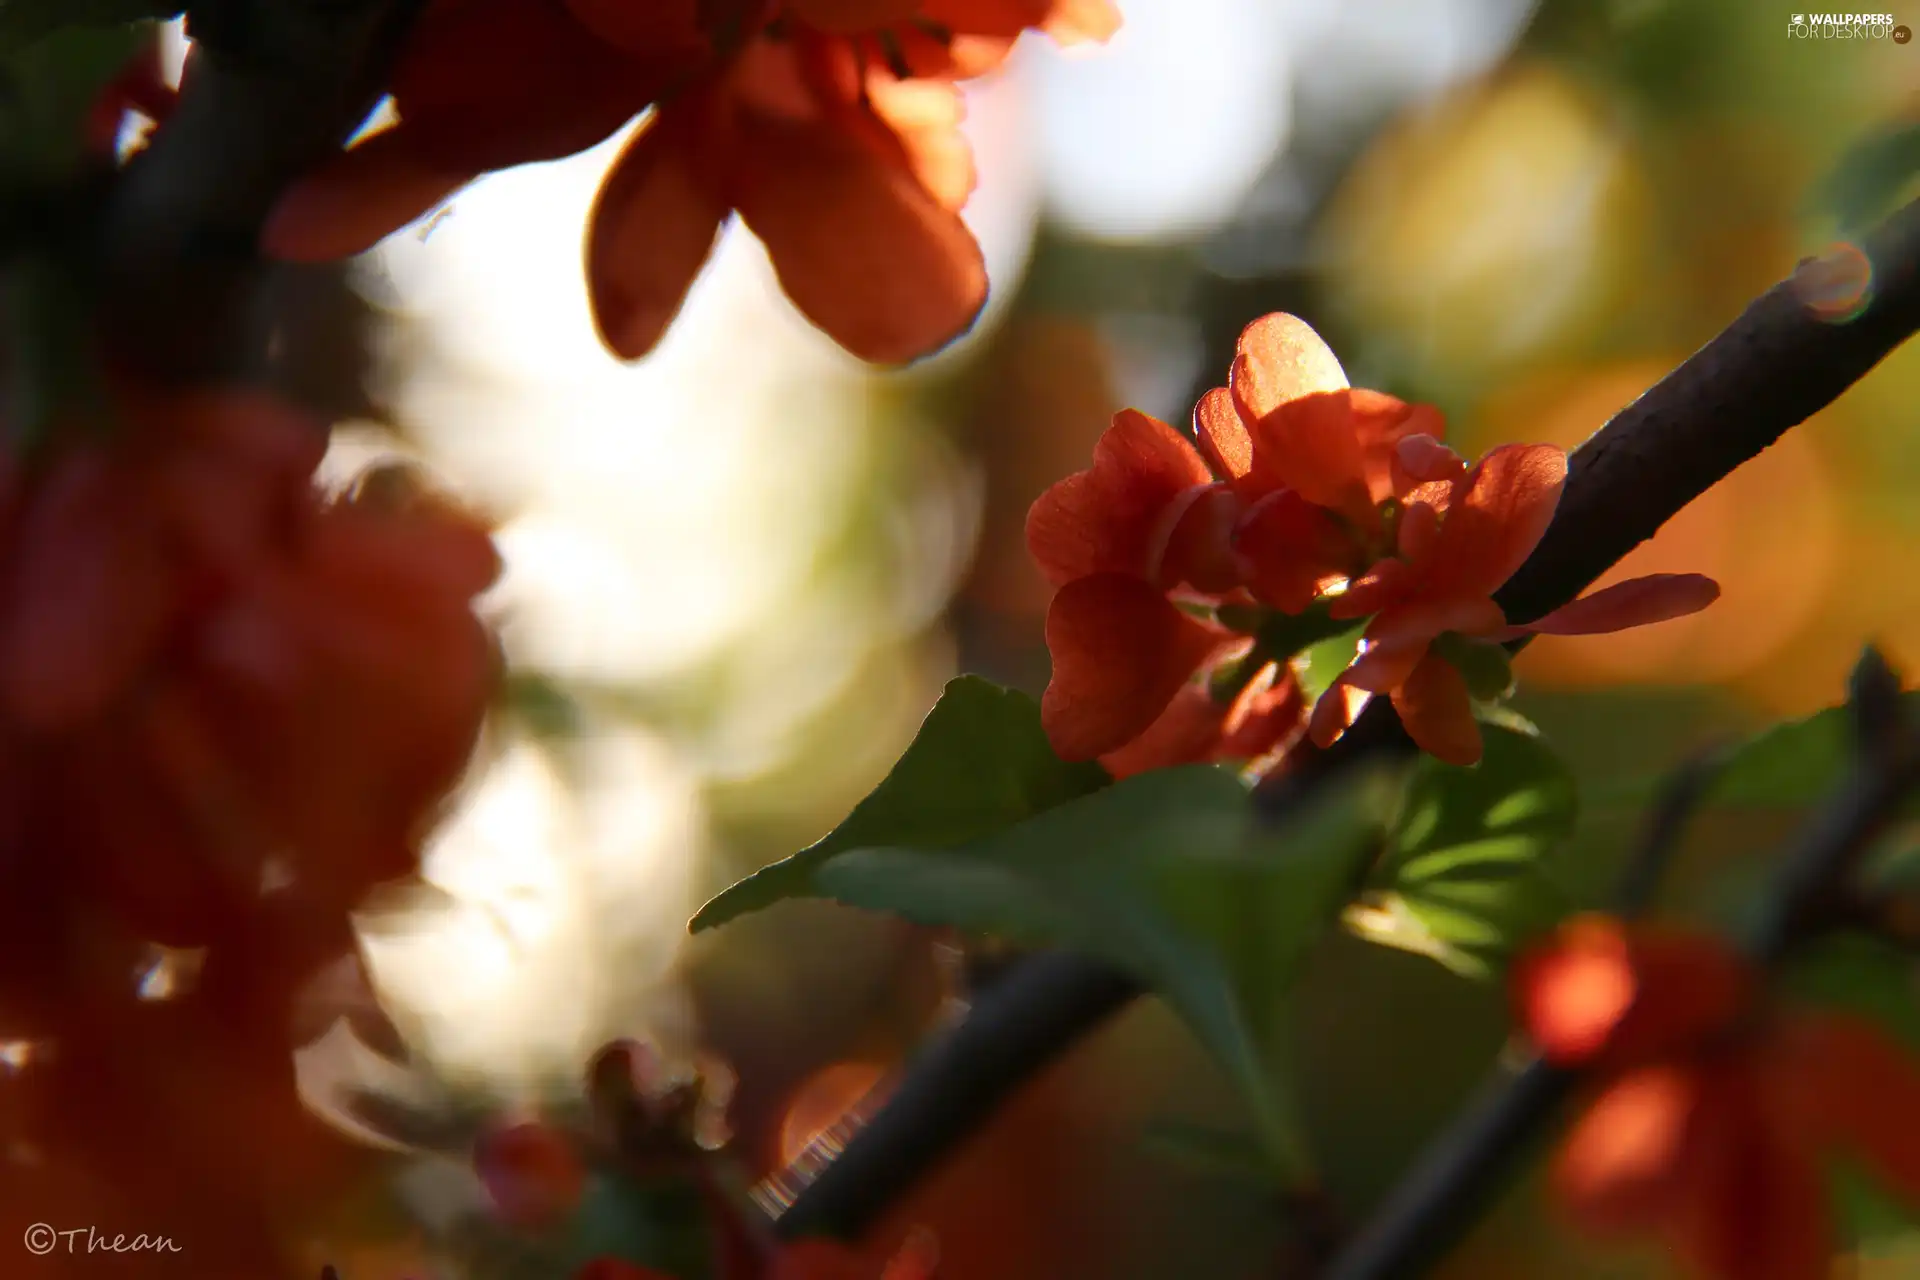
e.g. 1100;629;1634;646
93;0;428;379
768;197;1920;1245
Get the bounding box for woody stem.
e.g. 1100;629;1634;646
94;0;429;382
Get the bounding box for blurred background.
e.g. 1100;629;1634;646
261;3;1920;1276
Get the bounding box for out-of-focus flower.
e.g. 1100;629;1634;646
0;390;499;941
1514;916;1920;1280
266;0;1117;364
476;1118;589;1229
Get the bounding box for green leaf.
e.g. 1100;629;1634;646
1297;623;1365;701
1346;724;1576;979
809;763;1392;1179
690;676;1110;931
1595;692;1920;818
1809;119;1920;235
1781;931;1920;1054
1714;693;1920;808
0;0;180;53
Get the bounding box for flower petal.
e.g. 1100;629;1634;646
1774;1013;1920;1200
586;107;729;360
789;0;925;32
1389;431;1466;496
1228;312;1348;416
1193;386;1251;482
1041;574;1222;760
1220;663;1307;759
1676;1067;1833;1280
921;0;1121;42
1147;482;1242;594
732;111;987;363
0;456;172;728
1395;496;1445;565
1241;390;1372;518
1096;679;1231;780
1511;916;1756;1069
1553;1064;1703;1235
563;0;719;54
1231;488;1356;614
388;0;646;170
1026;408;1212;586
1306;675;1370;749
1390;651;1481;765
1328;557;1414;621
1491;574;1721;641
263;129;475;262
1352;391;1449;503
1095;656;1302;780
866;75;976;211
1361;594;1505;655
1424;443;1567;597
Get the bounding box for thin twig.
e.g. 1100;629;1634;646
1612;745;1731;918
768;198;1920;1243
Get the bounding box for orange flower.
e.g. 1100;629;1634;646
1306;439;1719;764
1024;406;1306;773
0;391;500;942
1514;916;1920;1280
267;0;1118;365
476;1119;589;1229
1194;313;1447;608
1026;309;1717;773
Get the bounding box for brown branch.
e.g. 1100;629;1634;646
93;0;427;380
768;197;1920;1244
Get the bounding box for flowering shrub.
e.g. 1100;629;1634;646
1;5;1918;1280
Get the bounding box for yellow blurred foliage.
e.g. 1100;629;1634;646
1475;359;1841;701
1318;64;1654;389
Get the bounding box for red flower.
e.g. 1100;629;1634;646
1024;407;1305;774
1026;309;1720;773
1308;442;1718;764
476;1119;589;1229
1514;916;1920;1280
1194;312;1446;607
0;390;500;941
266;0;1118;364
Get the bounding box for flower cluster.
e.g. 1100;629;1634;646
1027;313;1721;771
1515;916;1920;1279
263;0;1120;365
0;385;499;1274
